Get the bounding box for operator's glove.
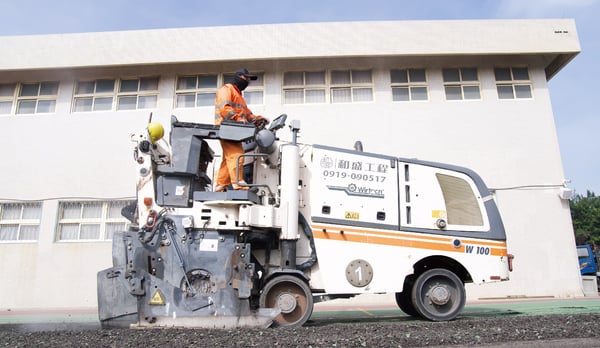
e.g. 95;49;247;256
255;117;270;127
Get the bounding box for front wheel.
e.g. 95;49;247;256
395;291;419;317
411;268;465;321
395;276;419;317
259;275;314;328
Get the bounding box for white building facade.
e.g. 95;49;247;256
0;19;583;310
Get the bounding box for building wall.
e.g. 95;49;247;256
0;33;583;310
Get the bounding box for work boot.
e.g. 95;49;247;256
233;181;250;190
214;185;227;192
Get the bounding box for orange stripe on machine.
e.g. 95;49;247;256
311;223;508;256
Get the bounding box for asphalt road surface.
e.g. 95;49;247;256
1;297;599;347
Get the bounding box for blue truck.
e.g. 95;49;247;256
577;244;600;293
577;244;599;276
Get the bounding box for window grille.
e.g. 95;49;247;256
57;200;131;241
0;202;42;241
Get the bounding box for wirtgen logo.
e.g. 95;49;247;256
327;184;384;198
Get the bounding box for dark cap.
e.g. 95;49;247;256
235;68;258;80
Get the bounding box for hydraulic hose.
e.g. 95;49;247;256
296;212;317;271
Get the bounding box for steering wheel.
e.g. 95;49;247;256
268;114;287;132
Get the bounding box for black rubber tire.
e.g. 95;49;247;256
395;291;419;317
259;275;314;328
411;268;466;321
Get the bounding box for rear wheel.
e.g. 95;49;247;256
259;275;313;328
411;268;465;321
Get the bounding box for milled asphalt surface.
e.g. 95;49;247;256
1;295;599;347
2;295;600;330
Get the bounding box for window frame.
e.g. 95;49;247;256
282;69;373;104
17;81;59;114
442;67;481;101
0;202;42;242
390;68;429;102
494;66;533;100
73;77;159;112
117;76;160;111
175;74;220;108
0;83;18;115
329;69;374;104
282;71;327;104
0;81;60;115
175;72;265;109
56;200;132;242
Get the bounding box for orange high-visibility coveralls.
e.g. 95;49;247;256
214;83;264;190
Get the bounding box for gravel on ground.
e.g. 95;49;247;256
1;313;599;347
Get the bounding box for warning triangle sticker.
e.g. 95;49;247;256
149;289;166;305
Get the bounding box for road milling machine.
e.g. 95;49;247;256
97;114;512;328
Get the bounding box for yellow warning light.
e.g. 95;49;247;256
149;289;166;305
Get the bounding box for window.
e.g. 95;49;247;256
73;77;158;112
391;69;428;101
57;201;131;241
282;70;372;104
74;79;115;112
283;71;326;104
175;72;265;108
494;67;533;99
176;74;218;108
330;70;373;103
4;81;59;115
117;77;159;110
0;202;42;241
0;83;17;115
443;68;481;100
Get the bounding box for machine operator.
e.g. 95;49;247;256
214;68;269;191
